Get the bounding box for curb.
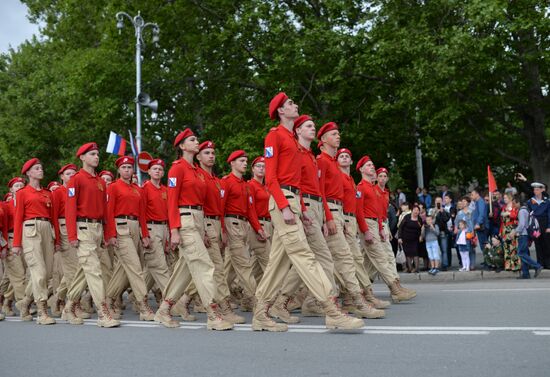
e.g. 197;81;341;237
394;269;550;282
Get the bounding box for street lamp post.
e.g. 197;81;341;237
116;11;159;184
414;107;424;189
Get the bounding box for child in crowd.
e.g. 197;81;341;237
456;220;471;271
483;236;504;272
421;215;441;275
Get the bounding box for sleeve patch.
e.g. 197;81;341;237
265;147;274;158
168;177;177;188
68;188;75;197
356;191;362;199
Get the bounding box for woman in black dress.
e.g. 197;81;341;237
398;205;423;272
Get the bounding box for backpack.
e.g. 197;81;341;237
526;208;541;240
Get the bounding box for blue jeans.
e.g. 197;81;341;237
439;234;451;268
518;235;541;278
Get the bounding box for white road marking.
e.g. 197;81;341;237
3;317;548;335
441;288;550;292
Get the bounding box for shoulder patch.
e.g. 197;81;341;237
265;146;274;158
168;177;177;188
68;188;76;197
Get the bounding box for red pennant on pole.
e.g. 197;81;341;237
487;165;497;193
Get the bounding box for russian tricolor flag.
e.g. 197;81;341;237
106;131;127;156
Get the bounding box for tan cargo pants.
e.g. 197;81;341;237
255;189;332;303
280;197;337;297
162;209;216;305
22;219;55;301
361;219;399;286
106;219;149;302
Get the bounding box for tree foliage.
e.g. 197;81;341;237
0;0;548;192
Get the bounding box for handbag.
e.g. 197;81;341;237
396;244;406;264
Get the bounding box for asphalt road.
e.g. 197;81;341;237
0;279;548;377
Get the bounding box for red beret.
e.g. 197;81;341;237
76;142;99;157
356;156;372;172
58;163;78;176
317;122;338;140
269;92;288;120
173;128;195;147
4;193;12;201
376;167;389;175
336;148;352;159
21;158;41;175
251;156;265;167
47;181;60;191
148;159;165;169
99;170;114;179
115;156;135;168
199;141;215;151
227;150;248;163
7;177;25;188
293;115;312;131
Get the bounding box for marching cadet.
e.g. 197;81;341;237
373;167;401;282
356;156;416;303
248;156;272;281
316;124;384;319
98;170;115;287
51;164;91;319
47;182;60;191
0;196;8;320
99;171;114;185
104;156;156;321
12;158;56;325
221;150;264;311
182;141;245;324
2;178;29;320
336;149;390;310
272;115;338;322
139;159;172;299
252;92;363;332
153;128;233;330
62;142;119;328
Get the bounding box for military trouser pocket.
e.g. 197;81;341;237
77;248;91;266
23;248;37;268
24;223;37;238
278;224;307;255
116;222;130;236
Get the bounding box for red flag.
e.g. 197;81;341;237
487;165;497;193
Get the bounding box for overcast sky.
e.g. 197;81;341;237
0;0;40;53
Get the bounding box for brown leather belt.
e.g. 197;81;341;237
302;193;322;202
179;205;202;211
77;217;102;224
225;214;247;221
280;185;300;195
29;217;50;222
147;220;167;225
116;215;138;221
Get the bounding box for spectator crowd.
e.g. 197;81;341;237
388;174;549;279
